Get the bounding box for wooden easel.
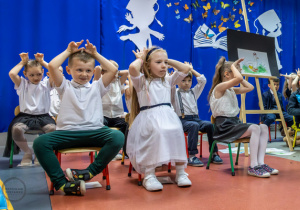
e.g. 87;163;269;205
237;0;293;155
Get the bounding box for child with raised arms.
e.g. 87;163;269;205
209;57;279;178
4;53;56;166
127;46;192;191
33;40;124;196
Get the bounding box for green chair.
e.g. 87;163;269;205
206;116;250;176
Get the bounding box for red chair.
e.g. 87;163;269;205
184;131;205;158
49;147;110;195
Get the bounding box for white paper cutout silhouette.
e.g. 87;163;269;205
117;0;164;50
193;24;228;51
254;10;282;70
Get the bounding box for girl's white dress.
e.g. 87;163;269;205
127;71;188;174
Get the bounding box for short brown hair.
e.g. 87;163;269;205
68;51;95;67
185;71;193;79
24;60;42;72
268;78;280;84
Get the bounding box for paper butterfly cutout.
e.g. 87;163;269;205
201;0;207;1
221;15;229;22
234;20;241;28
203;2;211;11
167;3;172;7
248;1;254;6
213;7;220;15
211;21;216;28
176;15;180;19
228;12;235;21
232;6;236;11
212;0;218;2
218;22;227;33
248;8;252;12
174;2;179;6
233;0;239;5
239;8;242;14
175;9;179;14
183;4;189;10
184;14;193;23
202;11;208;18
204;29;214;39
192;0;200;10
221;1;230;9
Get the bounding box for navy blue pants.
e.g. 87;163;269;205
261;111;293;128
180;115;218;156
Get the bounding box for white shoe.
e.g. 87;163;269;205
142;175;163;191
175;172;192;187
112;153;123;161
19;153;33;166
33;156;40;166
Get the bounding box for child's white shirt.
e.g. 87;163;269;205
49;88;61;117
15;76;52;115
102;78;124;118
172;75;206;116
55;77;110;131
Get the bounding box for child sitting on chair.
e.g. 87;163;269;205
33;40;124;196
261;78;293;136
171;62;222;167
3;53;56;166
94;62;129;160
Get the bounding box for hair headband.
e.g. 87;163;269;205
146;47;160;61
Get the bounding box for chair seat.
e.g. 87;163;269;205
232;138;250;144
25;130;44;135
58;147;102;154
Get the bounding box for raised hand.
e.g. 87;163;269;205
34;53;44;63
19;52;29;65
184;61;193;69
85;39;97;56
132;48;146;60
296;68;300;77
232;58;244;72
67;40;84;54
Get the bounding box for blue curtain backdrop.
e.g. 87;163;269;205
0;0;299;132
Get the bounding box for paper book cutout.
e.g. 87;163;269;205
194;23;227;51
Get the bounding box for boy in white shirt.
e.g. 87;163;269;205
33;40;124;196
172;63;223;166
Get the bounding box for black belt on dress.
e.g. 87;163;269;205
140;103;171;111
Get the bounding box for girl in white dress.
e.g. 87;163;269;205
209;57;279;178
127;47;192;191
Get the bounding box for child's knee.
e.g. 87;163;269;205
259;124;268;132
111;130;125;148
33;135;48;153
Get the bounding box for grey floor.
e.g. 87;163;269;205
0;133;52;210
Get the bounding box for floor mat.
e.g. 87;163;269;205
0;149;52;210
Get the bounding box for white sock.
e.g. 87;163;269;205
176;164;185;175
144;167;155;178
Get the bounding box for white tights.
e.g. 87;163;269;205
12;123;56;154
240;124;268;168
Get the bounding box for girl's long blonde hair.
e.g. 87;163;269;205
208;57;233;101
128;46;167;127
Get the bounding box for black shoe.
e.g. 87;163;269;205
63;180;86;196
66;168;91;181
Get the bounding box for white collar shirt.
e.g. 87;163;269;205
15;77;52;115
55;77;110;131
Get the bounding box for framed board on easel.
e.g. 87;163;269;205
226;0;293;153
